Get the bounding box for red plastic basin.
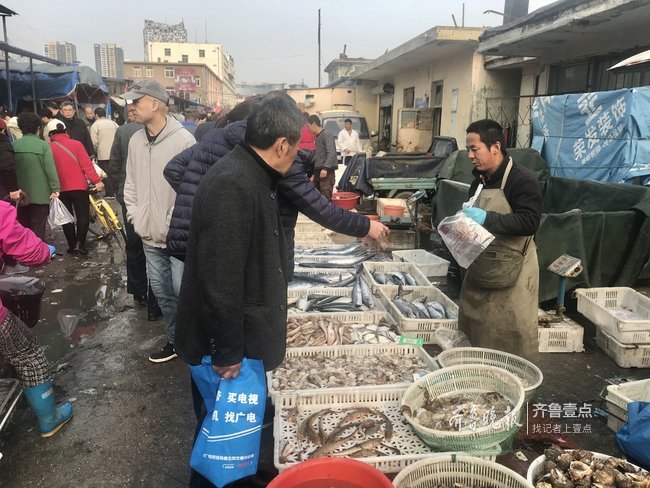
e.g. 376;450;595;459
331;192;360;210
268;458;393;488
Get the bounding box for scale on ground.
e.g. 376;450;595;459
543;254;583;322
378;190;427;229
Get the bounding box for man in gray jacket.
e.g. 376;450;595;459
307;114;338;200
122;80;195;363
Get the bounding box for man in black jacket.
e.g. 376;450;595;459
176;96;303;487
307;114;338;199
57;101;95;158
164;107;389;281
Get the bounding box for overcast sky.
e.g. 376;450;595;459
5;0;555;87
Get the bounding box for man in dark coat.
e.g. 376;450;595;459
176;96;303;487
164;109;389;280
56;101;95;158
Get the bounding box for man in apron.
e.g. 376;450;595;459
458;119;543;360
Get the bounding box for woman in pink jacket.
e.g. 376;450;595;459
0;201;73;437
47;120;104;255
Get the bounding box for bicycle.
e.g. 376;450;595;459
88;187;127;253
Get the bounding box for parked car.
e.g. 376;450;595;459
319;110;375;161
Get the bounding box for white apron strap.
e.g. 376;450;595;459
500;158;514;191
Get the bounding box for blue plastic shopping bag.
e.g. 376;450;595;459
615;401;650;471
189;356;267;488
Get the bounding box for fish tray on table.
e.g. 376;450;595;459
287;286;384;314
537;309;584;353
286;311;401;348
575;287;650;344
596;328;650;368
289;267;357;291
273;388;499;474
361;261;432;294
377;287;458;344
267;344;437;401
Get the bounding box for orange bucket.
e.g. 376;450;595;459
383;205;405;218
268;458;393;488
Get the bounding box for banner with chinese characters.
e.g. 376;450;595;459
531;87;650;183
175;68;197;92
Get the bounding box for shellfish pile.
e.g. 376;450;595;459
271;352;430;391
535;445;650;488
406;391;513;432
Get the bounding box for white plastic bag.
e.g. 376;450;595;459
437;185;494;268
434;328;471;350
48;198;76;228
92;161;107;179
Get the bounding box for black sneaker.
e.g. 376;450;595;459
148;343;177;363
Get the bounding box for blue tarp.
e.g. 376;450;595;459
0;63;108;109
531;87;650;183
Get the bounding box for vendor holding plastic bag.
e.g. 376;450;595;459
458;119;542;360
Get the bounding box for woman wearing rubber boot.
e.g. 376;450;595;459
0;200;73;437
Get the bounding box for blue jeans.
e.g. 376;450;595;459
170;256;185;298
142;244;177;345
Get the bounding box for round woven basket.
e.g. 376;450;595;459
400;365;525;451
437;347;543;402
393;453;534;488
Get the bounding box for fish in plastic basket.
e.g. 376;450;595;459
437;212;494;269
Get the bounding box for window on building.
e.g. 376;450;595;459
165;68;174;78
132;66;141;77
146;67;153;78
196;77;201;87
199;49;205;58
403;87;415;108
164;48;171;56
181;55;188;64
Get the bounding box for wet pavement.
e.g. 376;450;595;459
0;224;648;487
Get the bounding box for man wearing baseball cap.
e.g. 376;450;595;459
121;80;195;363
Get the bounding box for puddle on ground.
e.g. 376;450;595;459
30;237;127;364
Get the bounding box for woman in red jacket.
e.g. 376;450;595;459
47;120;104;255
0;201;73;437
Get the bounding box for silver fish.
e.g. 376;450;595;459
358;276;374;308
403;273;417;286
426;301;447;319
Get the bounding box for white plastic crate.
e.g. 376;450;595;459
289;267;357;292
294;253;372;269
361;261;432;294
596;328;650;368
537;310;584;353
273;388;497;474
392;249;450;277
378;287;458;335
575;287;650;344
606;378;650;418
267;343;437;399
286;311;400;348
607;414;625;433
287;286;384;314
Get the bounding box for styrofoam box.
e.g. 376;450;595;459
293;232;335;247
596;328;650;368
576;287;650;344
273;388;498;474
377;198;407;217
393;249;450;277
537;310;584;353
377;287;458;343
361;261;433;294
294;221;326;234
267;344;437;400
606;378;650;417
